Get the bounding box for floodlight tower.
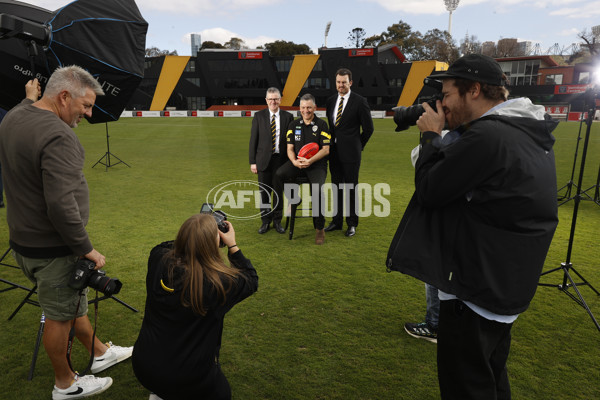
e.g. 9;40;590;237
324;21;332;48
444;0;460;37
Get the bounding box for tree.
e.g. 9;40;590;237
224;37;246;50
200;41;224;50
578;28;599;58
348;27;366;48
496;38;522;57
416;29;459;63
459;34;481;56
145;47;178;57
264;40;313;56
361;20;424;60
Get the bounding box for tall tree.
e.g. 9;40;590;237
348;27;366;48
362;20;423;60
224;37;246;50
416;29;459;63
264;40;313;56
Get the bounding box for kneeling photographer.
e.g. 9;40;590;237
132;209;259;400
387;54;559;399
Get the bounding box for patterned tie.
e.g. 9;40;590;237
335;96;344;126
271;114;277;152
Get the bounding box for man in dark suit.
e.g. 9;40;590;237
325;68;374;237
249;87;294;234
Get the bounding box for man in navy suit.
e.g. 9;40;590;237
249;87;294;234
324;68;374;237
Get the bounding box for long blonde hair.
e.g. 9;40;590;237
166;214;239;315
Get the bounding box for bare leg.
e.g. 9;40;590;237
44;316;109;389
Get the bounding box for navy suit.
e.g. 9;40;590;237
326;91;374;227
249;108;294;224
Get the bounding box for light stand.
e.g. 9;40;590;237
557;112;585;203
539;88;600;332
92;122;130;171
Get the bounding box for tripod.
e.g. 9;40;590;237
557;112;585;204
92;122;130;171
539;89;600;332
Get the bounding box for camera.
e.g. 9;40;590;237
393;78;443;132
68;258;122;296
201;203;229;246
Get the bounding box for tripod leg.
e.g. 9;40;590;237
562;269;600;332
28;313;45;381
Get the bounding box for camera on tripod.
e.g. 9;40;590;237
393;78;443;132
68;258;122;296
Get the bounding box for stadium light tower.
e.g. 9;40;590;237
444;0;460;37
324;21;332;48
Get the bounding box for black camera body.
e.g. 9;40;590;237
68;258;122;296
201;203;229;246
393;78;443;132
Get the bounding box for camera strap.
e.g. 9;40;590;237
66;289;99;376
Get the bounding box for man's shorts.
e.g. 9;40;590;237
13;251;89;321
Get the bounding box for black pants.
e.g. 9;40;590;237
437;300;512;400
275;161;326;230
329;153;360;227
257;154;284;224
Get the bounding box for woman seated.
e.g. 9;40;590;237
132;213;259;399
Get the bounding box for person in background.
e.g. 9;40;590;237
324;68;373;237
249;87;294;234
275;93;330;245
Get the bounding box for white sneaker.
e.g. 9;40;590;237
52;375;113;399
90;341;133;374
149;394;164;400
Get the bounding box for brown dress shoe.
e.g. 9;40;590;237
315;229;325;245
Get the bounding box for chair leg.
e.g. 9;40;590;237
8;285;38;321
289;203;298;240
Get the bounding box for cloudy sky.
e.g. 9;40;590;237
24;0;600;56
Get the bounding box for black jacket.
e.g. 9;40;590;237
387;102;559;315
132;242;258;398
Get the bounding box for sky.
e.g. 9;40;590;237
23;0;600;57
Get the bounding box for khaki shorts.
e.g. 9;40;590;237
14;252;89;321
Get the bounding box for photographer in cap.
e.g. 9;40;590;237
387;54;559;399
0;66;132;400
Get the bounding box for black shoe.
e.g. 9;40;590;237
258;223;270;234
273;222;285;234
0;201;4;208
345;226;356;237
404;322;437;343
324;222;342;232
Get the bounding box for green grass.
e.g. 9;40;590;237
0;117;599;399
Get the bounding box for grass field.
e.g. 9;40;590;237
0;116;599;399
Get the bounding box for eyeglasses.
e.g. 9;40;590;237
266;98;281;102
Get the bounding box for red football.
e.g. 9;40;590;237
298;142;319;159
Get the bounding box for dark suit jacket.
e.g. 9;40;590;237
249;108;294;171
326;91;374;163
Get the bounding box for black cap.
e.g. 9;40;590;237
427;54;506;86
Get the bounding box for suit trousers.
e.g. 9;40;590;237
329;153;361;227
257;154;284;224
275;161;326;230
437;300;512;400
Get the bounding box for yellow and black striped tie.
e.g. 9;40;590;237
271;114;277;152
335;96;344;126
